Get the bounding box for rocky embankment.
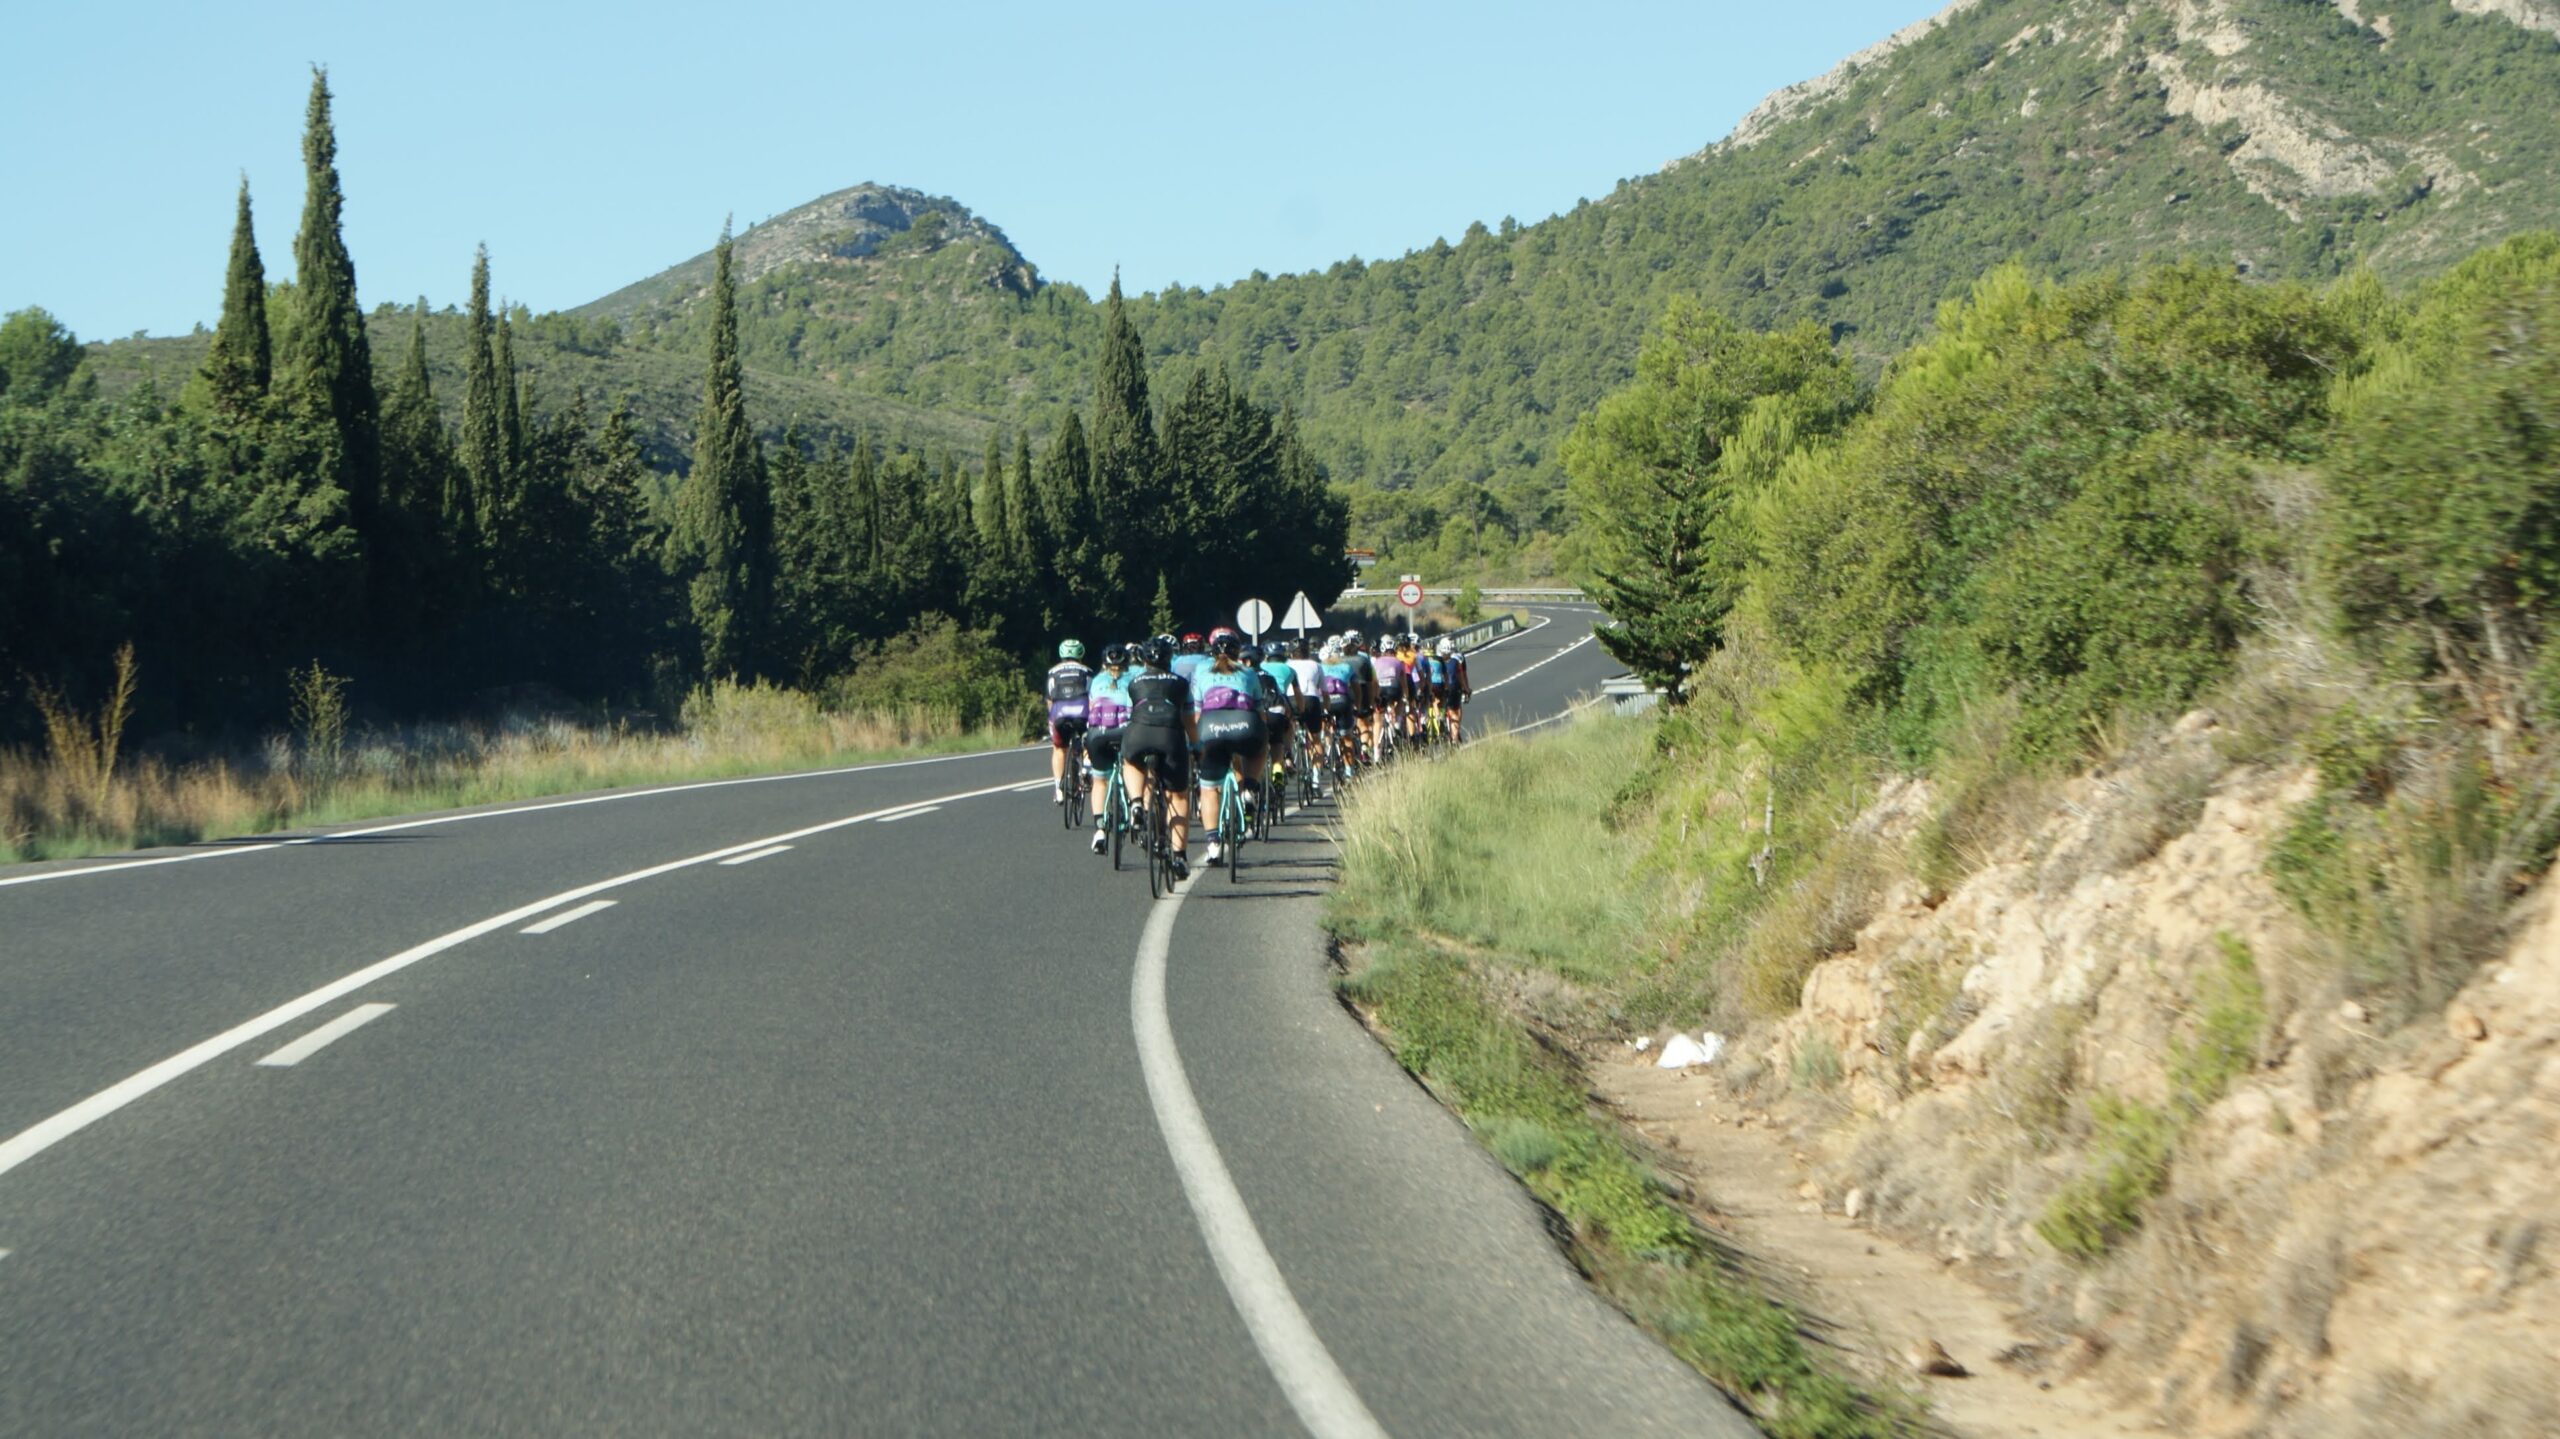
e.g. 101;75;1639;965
1662;714;2556;1437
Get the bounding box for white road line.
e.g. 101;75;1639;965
874;806;941;824
521;899;616;934
254;1003;397;1067
717;845;794;867
1005;779;1057;794
0;774;1038;1184
1132;839;1391;1439
1472;633;1598;697
1456;610;1553;658
0;743;1047;890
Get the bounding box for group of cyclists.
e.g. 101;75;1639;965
1040;626;1475;884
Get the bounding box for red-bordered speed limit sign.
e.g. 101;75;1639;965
1397;580;1424;607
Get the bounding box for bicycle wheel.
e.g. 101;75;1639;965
1062;764;1087;829
1108;772;1127;871
1149;763;1176;899
1223;776;1247;882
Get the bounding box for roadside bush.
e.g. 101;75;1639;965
826;613;1036;734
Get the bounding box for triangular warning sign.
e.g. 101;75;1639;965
1281;591;1324;632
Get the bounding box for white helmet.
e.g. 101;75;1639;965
1320;640;1344;661
1436;638;1456;658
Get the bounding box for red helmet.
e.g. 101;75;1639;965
1209;626;1239;643
1181;632;1204;644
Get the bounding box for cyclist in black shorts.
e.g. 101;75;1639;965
1120;638;1198;880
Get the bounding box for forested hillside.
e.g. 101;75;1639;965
558;0;2560;578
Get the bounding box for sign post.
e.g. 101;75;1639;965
1281;590;1323;638
1237;597;1273;643
1397;576;1425;630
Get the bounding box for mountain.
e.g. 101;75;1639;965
554;0;2560;573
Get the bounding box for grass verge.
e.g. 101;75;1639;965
1328;717;1915;1438
1;680;1026;866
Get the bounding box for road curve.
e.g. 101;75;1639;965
0;606;1750;1437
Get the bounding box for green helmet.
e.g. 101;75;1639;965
1058;639;1086;660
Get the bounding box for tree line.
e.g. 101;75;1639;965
0;72;1349;746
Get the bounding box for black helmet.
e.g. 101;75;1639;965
1101;642;1131;668
1140;638;1174;671
1209;632;1243;660
1240;643;1265;665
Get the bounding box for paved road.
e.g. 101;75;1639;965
0;607;1751;1436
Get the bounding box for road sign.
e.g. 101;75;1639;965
1397;580;1425;608
1282;591;1323;635
1237;597;1273;640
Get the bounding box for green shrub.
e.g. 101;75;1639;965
2036;1094;2179;1261
826;613;1036;733
2172;934;2266;1117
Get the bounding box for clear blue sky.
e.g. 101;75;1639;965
4;0;1935;341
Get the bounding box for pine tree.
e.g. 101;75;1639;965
196;176;271;418
277;67;379;573
495;307;524;482
1149;571;1176;636
460;246;503;555
670;224;772;678
377;302;457;638
1088;273;1156;547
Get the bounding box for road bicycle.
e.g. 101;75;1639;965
1291;724;1319;808
1141;755;1178;900
1213;766;1251;882
1060;729;1090;830
1102;760;1133;871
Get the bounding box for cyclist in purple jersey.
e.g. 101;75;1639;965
1192;634;1264;867
1044;640;1093;804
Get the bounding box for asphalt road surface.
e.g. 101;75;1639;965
0;606;1755;1437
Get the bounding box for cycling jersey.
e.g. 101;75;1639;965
1170;652;1212;690
1350;653;1377;715
1193;666;1264;788
1047;660;1093;746
1122;668;1195;788
1372;652;1408;697
1318;660;1357;713
1085;668;1132;731
1258;659;1298;701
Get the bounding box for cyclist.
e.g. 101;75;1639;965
1371;633;1411;749
1317;638;1361;788
1250;643;1298;789
1121;638;1197;881
1045;640;1093;804
1433;636;1472;742
1343;630;1380;762
1082;644;1134;854
1171;632;1212;690
1286;638;1324;741
1194;634;1263;867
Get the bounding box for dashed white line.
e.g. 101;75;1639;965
1472;632;1598;697
522;899;616;934
874;806;942;824
0;774;1038;1184
255;1004;397;1068
717;845;794;866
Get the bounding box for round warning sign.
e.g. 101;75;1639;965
1397;580;1424;607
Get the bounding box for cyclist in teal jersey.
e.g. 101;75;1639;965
1193;634;1264;867
1316;640;1362;787
1081;645;1135;854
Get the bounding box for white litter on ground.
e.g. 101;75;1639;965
1653;1031;1724;1069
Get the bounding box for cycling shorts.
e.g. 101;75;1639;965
1049;711;1088;749
1121;725;1193;790
1082;726;1124;773
1196;712;1264;788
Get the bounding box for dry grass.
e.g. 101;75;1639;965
1;678;1018;865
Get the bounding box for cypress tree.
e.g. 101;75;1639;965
495;306;523;481
278;68;380;562
378;302;457;637
670;224;772;678
198;175;271;417
460;245;503;553
1088;273;1155;539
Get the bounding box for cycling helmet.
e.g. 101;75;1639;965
1320;640;1344;661
1180;632;1205;650
1209;626;1239;644
1102;643;1131;668
1154;633;1179;652
1240;644;1264;665
1436;638;1456;658
1343;628;1363;646
1058;638;1085;661
1140;638;1174;670
1209;632;1243;660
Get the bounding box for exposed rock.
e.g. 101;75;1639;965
2451;0;2560;38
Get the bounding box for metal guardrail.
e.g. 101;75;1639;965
1338;586;1588;600
1440;613;1522;653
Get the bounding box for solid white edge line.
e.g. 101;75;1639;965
716;845;794;866
521;899;617;934
0;742;1049;890
0;774;1036;1184
254;1003;398;1068
1132;868;1392;1439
